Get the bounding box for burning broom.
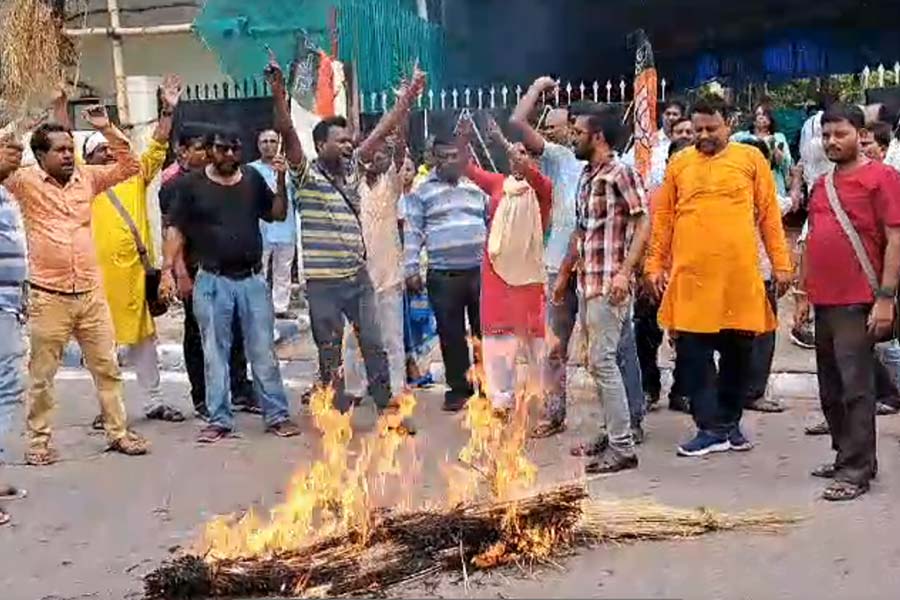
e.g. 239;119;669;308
144;385;801;599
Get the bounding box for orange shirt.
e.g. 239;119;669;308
5;129;141;293
645;143;791;334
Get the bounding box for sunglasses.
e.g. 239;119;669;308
213;142;242;154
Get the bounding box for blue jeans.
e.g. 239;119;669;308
617;317;645;427
0;312;25;462
193;271;289;431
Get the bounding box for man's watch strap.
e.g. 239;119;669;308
875;286;896;299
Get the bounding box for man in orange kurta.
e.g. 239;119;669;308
645;97;792;457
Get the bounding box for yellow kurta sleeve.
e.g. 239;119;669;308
752;151;792;275
645;161;677;275
140;138;169;184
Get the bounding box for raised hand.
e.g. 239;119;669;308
0;139;24;181
159;74;184;111
456;114;475;141
272;154;288;174
81;105;111;130
264;48;285;92
532;75;558;93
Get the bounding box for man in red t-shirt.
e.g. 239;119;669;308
796;103;900;501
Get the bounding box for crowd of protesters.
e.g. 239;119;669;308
2;59;900;524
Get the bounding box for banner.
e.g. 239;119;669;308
632;30;658;183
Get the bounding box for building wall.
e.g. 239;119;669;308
72;33;226;102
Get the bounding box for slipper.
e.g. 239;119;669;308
811;463;836;479
570;435;608;457
197;425;232;444
145;405;186;422
531;420;567;439
91;414;105;431
804;421;830;436
0;507;9;526
0;485;26;501
24;445;59;467
822;480;868;502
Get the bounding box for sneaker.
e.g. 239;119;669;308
876;402;899;416
677;431;730;457
585;451;638;475
265;419;302;438
790;325;815;349
728;427;754;452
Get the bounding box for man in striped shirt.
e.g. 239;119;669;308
271;55;425;417
403;134;489;412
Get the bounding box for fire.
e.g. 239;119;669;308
196;336;548;570
196;386;417;559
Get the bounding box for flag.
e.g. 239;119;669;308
632;30;658;183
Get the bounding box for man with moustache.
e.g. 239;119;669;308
795;104;900;501
646;97;792;458
162;127;301;443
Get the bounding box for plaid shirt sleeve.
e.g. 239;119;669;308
615;164;649;216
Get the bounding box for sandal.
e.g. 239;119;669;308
804;420;830;436
811;463;836;479
0;485;26;501
145;405;186;422
0;507;9;526
197;425;232;444
265;419;302;438
25;445;59;467
531;420;567;439
822;480;868;502
107;431;150;456
91;414;105;431
570;435;608;457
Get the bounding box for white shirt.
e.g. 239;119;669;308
622;129;670;192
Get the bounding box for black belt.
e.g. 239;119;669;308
201;264;261;280
29;282;92;296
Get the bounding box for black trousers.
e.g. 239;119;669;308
815;305;877;486
634;293;685;400
745;282;778;403
183;295;253;413
676;330;754;437
427;268;481;403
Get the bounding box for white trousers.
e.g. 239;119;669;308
483;335;546;410
262;243;295;314
122;336;163;414
343;284;406;398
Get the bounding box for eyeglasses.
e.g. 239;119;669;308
213;142;242;154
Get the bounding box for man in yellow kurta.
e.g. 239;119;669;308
87;74;185;423
645;96;792;457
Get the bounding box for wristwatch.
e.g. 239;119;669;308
875;286;896;299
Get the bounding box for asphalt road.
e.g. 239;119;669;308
1;373;899;600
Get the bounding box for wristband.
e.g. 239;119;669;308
875;287;896;300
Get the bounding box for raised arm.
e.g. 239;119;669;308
81;105;141;193
509;76;556;155
266;52;305;168
139;74;183;183
358;67;426;161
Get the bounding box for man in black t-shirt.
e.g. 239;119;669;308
162;127;301;442
159;125;257;420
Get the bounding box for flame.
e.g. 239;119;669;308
197;386;417;559
196;333;553;570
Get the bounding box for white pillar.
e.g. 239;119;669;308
126;75;164;262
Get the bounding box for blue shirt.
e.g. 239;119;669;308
0;187;27;315
249;160;297;247
540;142;584;272
403;173;488;275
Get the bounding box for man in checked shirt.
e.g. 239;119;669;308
551;103;651;475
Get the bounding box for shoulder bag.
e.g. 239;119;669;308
105;189;168;317
824;170;897;341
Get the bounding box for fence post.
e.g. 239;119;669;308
878;63;886;87
605;80;612;103
501;85;509;108
489;86;496;109
428;88;434;110
862;65;871;89
592;80;599;102
660;78;666;102
451;88;458;109
440;89;447;110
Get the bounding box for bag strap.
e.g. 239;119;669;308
105;189;153;274
313;161;367;259
824;170;879;291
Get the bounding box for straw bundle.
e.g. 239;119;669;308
577;498;802;543
0;0;75;124
144;484;801;599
